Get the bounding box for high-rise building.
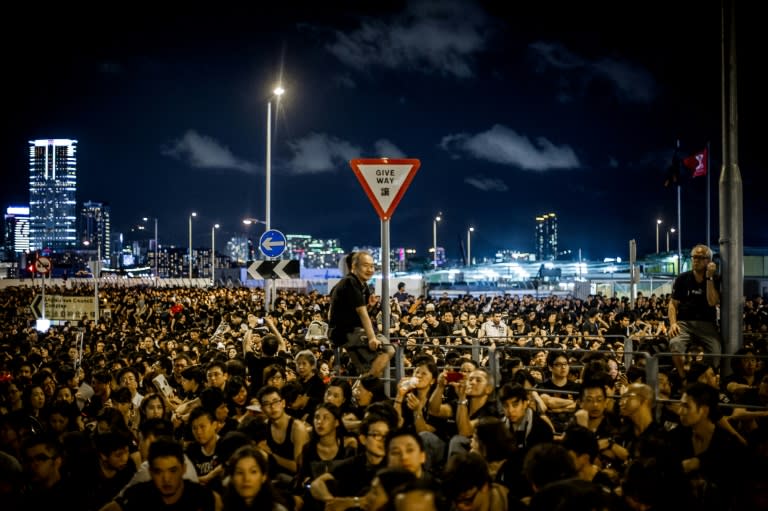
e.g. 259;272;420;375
28;139;78;252
4;206;30;257
80;201;111;259
535;212;558;261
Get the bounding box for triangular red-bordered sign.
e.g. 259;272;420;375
349;158;420;220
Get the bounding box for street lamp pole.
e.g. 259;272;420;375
667;227;676;253
433;214;441;270
467;227;474;266
189;212;197;278
265;85;284;310
211;224;219;287
656;219;662;254
154;217;158;279
143;216;159;278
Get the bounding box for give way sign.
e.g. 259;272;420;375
349;158;420;220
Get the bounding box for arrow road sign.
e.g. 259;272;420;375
247;260;300;280
31;294;43;318
259;229;287;258
30;295;96;320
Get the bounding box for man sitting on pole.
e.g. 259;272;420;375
328;251;395;377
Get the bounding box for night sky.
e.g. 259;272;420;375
3;1;766;262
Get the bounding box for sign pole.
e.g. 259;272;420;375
381;219;390;342
349;158;420;387
41;265;46;319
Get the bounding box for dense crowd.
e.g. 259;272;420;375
0;283;767;510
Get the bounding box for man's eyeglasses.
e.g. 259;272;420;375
261;399;283;408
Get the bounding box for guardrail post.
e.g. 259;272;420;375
472;338;480;364
623;336;633;370
393;341;405;396
644;353;659;419
488;346;501;388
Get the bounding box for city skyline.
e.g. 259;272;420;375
3;2;767;261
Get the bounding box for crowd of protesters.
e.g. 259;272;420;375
0;279;767;510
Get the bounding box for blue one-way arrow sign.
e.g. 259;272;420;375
259;229;287;258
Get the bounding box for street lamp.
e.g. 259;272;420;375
433;214;442;270
467;227;474;267
143;217;158;278
189;212;197;278
211;223;219;287
666;227;676;253
656;219;662;254
265;85;284;310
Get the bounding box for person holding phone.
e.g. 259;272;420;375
668;244;722;378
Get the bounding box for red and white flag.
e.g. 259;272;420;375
683;148;707;178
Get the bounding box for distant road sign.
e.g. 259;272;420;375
35;256;52;274
259;229;287;258
30;295;96;320
247;260;300;280
349;158;420;220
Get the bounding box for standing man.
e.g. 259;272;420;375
668;244;722;377
328;251;395;377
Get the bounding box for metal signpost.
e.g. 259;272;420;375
259;229;287;309
349;158;420;342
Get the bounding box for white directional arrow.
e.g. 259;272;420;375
261;237;286;250
247;261;261;280
273;260;291;279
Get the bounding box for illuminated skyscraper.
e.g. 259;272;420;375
535;212;558;260
3;206;30;256
28;139;78;252
80;201;111;258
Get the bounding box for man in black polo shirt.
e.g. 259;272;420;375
328;251;395;377
668;244;722;377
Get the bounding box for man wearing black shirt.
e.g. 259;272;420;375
328;251;395;377
668;244;722;377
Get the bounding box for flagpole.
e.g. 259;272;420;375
706;140;711;248
677;184;682;274
675;139;682;274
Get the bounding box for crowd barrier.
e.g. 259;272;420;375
337;334;768;415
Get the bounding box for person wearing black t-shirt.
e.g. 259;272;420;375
328;251;395;377
669;244;722;377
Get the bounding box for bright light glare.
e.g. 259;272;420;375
36;319;51;333
274;86;285;96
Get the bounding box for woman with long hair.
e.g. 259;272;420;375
138;392;169;424
222;445;289;511
225;376;252;423
295;402;355;511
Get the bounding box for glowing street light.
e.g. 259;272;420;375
265;85;285;310
211;223;219;287
467;226;475;267
667;227;676;253
656;219;662;254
